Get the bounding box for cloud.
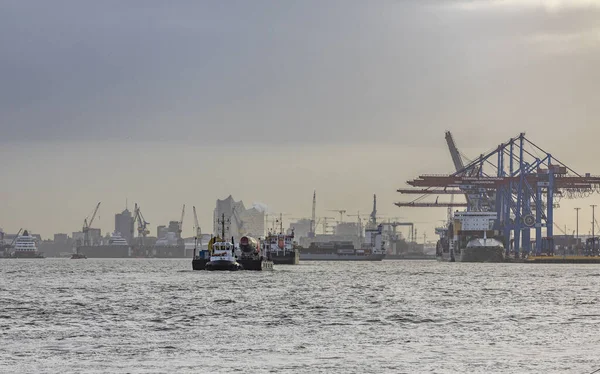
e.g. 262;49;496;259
453;0;600;12
251;202;269;213
525;28;600;54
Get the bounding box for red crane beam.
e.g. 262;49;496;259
396;188;463;194
406;175;600;188
394;202;469;208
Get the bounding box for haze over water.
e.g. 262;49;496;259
2;259;599;373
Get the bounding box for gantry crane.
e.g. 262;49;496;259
83;202;101;246
397;132;600;256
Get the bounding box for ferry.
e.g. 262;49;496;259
12;230;44;258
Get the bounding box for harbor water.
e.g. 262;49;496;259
2;259;600;373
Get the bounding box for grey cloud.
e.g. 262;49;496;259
1;0;598;148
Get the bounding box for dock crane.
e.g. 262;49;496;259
133;203;150;246
193;206;201;238
177;204;185;239
328;209;347;223
83;202;101;246
347;212;365;241
319;217;336;235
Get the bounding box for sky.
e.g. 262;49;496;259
1;0;600;240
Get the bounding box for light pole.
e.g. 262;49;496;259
575;207;580;254
592;205;597;253
575;207;580;240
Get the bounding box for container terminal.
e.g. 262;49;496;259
396;131;600;263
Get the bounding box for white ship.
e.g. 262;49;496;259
108;232;129;246
13;230;44;258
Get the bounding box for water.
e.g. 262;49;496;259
2;259;600;374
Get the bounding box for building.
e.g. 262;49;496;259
72;232;84;246
167;221;180;239
214;195;265;238
157;225;167;239
289;219;311;239
115;208;134;244
54;233;68;244
335;222;359;237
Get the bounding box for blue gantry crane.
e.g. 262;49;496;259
396;132;600;257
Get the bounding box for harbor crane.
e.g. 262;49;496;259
83;202;101;246
192;206;201;238
347;212;365;240
178;204;185;238
328;209;347;223
319;217;336;235
133;203;150;246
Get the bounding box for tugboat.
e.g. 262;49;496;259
194;213;242;271
70;251;87;259
205;239;242;271
238;235;273;271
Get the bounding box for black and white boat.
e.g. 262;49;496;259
205;240;242;271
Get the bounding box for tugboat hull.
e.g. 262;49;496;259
192;258;209;270
238;258;274;271
205;260;242;271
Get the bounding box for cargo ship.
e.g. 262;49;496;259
262;231;299;264
436;211;505;262
77;232;131;258
299;223;386;261
148;232;187;258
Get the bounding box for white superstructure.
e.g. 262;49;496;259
14;230;38;253
108;232;129;246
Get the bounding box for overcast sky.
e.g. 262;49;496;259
2;0;600;239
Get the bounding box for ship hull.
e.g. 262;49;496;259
148;245;190;258
192;258;209;270
205;259;242;271
77;245;130;258
437;247;505;262
270;250;299;265
11;252;45;259
386;254;436;260
238;258;274;270
460;246;505;262
300;253;385;261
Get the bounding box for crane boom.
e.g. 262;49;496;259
193;206;201;237
178;204;185;236
445;131;465;172
88;202;101;228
